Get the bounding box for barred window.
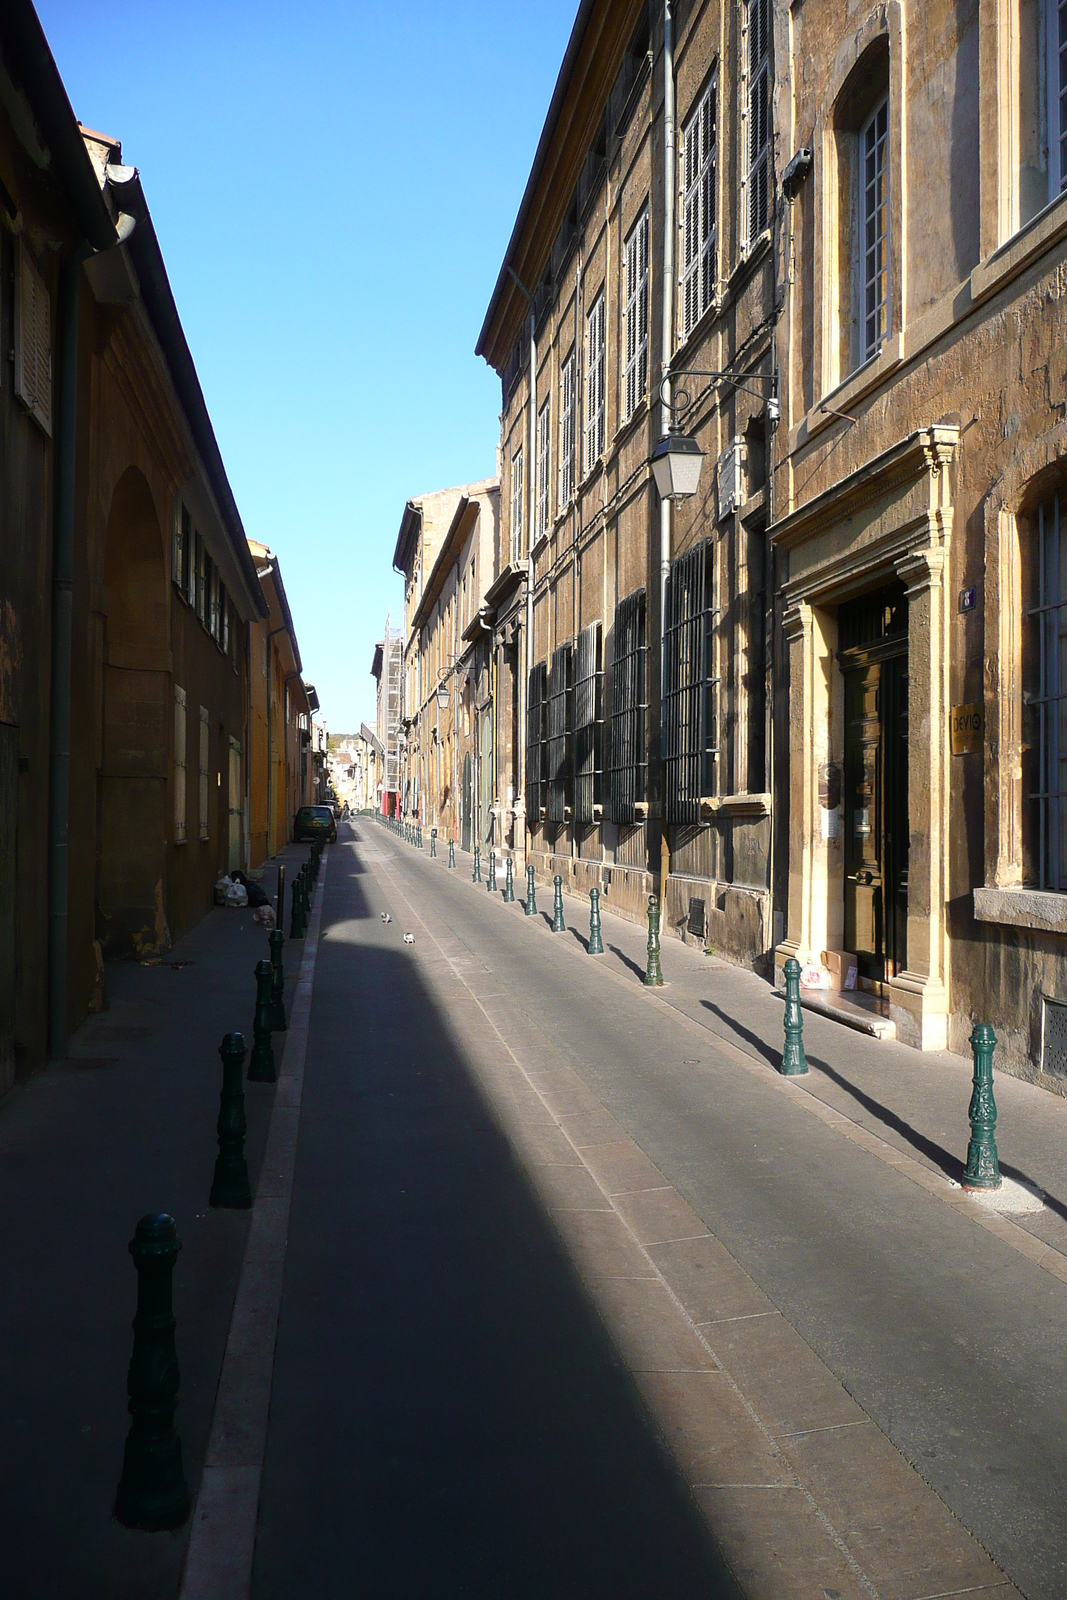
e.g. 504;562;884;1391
585;292;606;472
682;80;716;337
860;96;889;363
574;621;603;824
664;543;718;824
510;446;524;563
622;207;649;422
559;349;576;506
525;660;548;820
1027;491;1067;888
745;0;771;247
607;589;647;824
547;642;574;824
536;398;551;540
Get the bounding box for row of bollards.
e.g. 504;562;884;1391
115;838;325;1530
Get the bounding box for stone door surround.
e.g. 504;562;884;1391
771;425;958;1049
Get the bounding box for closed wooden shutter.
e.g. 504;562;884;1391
623;210;649;422
15;241;52;436
199;705;210;841
174;686;188;842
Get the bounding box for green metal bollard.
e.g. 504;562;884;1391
276;864;286;939
418;826;423;849
588;888;604;954
448;838;455;869
780;957;809;1075
269;928;287;1032
289;872;304;939
473;844;482;883
644;894;664;985
247;959;277;1082
552;874;565;932
210;1033;252;1208
525;864;537;916
114;1214;190;1530
430;831;437;858
503;857;515;903
963;1023;1002;1189
487;850;497;893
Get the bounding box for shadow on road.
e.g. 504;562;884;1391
608;944;647;984
702;1000;782;1069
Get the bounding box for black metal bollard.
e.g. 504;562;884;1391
269;927;287;1031
503;857;515;903
448;838;455;869
473;844;482;883
644;895;664;985
780;957;808;1075
588;888;604;954
289;871;304;939
247;959;277;1082
487;851;497;893
210;1033;252;1208
963;1023;1002;1189
525;864;537;916
552;874;565;932
276;864;286;937
114;1214;190;1530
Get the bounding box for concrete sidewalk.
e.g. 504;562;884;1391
0;845;308;1600
368;821;1067;1599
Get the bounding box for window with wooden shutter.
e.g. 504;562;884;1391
547;642;574;824
174;686;188;843
622;208;649;423
664;543;719;824
744;0;772;248
510;446;524;563
525;660;548;820
15;241;52;436
195;534;206;623
559;349;576;507
681;79;717;337
607;589;647;824
574;621;603;824
536;397;551;540
172;499;185;588
199;705;210;841
584;292;606;473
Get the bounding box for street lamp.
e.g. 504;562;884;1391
650;427;706;501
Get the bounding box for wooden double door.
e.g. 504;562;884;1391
839;585;909;987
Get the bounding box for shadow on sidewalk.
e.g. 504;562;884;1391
702;1001;782;1070
608;944;647;984
252;869;741;1600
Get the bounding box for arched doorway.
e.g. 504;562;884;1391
97;468;170;955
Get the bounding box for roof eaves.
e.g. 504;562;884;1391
392;500;422;576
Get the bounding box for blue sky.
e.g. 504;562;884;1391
36;0;577;733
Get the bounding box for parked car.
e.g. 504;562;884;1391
293;804;337;843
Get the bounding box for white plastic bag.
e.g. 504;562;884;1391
214;875;233;906
225;881;248;908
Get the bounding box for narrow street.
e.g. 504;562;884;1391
237;823;1063;1597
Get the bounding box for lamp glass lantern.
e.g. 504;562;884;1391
650;427;705;501
436;684;450;709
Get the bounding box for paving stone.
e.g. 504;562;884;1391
708;1313;867;1437
691;1484;875;1600
647;1234;778;1325
589;1275;716;1372
579;1138;667;1195
637;1370;787;1488
612;1185;712;1246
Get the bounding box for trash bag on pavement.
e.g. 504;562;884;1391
230;869;269;907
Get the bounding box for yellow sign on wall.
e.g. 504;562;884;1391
951;702;984;755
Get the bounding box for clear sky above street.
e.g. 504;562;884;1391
36;0;578;734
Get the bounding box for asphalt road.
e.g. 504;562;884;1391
334;823;1067;1600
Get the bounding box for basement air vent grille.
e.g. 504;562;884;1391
1041;996;1067;1079
687;897;706;940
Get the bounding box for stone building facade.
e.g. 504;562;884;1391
391;479;500;849
770;0;1067;1078
476;0;778;961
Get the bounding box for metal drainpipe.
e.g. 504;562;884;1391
658;0;677;899
47;245;90;1060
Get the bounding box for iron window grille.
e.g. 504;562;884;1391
1052;1;1067;196
574;621;603;824
510;446;524;563
664;541;719;825
622;207;650;423
860;95;889;363
607;588;648;824
547;642;574;824
536;397;551;541
745;0;771;247
585;292;606;473
681;79;717;337
559;349;576;506
1029;491;1067;889
526;660;548;820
